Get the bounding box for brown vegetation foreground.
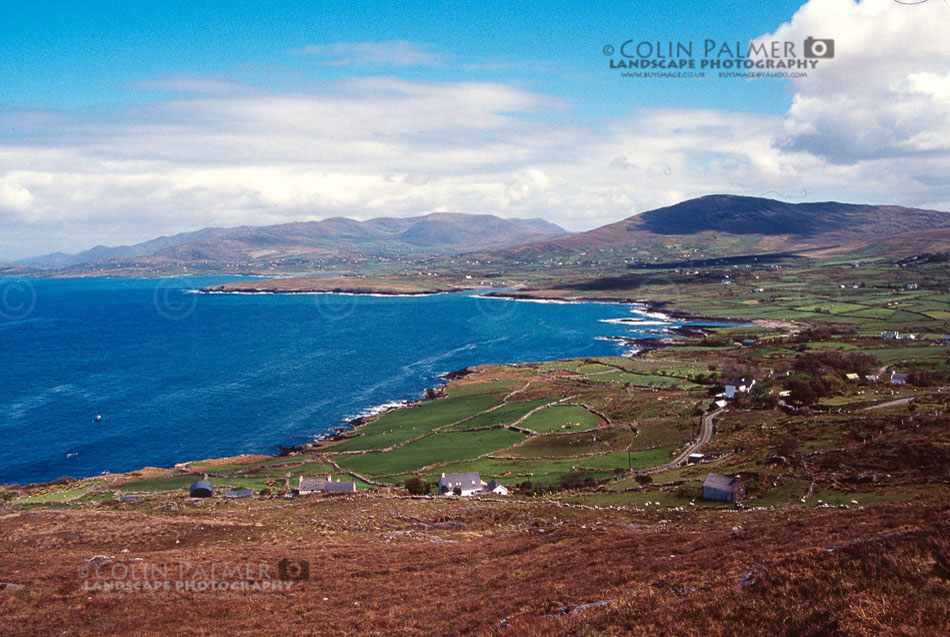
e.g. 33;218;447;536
1;495;947;636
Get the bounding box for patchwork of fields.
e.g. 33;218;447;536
5;257;947;511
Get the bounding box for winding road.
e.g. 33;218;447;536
859;396;916;412
641;407;724;475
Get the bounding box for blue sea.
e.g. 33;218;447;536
0;276;687;484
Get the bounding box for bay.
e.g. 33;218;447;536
0;276;687;484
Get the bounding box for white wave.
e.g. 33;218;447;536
598;318;672;326
204;290;444;298
474;295;576;305
343;400;411;422
637;310;674;321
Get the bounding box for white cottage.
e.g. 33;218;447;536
438;472;485;496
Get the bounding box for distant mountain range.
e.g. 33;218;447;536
19;213;568;270
491;195;950;259
13;195;950;273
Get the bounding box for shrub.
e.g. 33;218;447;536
909;370;937;387
792;351;878;376
404;476;430;496
787;379;818;406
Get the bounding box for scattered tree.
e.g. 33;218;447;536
404;476;430;495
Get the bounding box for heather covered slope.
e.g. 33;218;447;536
631;195;948;239
491;195;950;260
0;497;946;636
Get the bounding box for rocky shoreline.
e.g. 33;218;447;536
199;275;478;296
202;286;444;296
484;289;726;323
273;370;465;455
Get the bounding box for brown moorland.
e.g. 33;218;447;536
0;496;947;636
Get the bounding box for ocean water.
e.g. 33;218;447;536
0;276;688;484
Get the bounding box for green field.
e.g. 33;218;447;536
517;405;605;434
329;393;501;451
504;427;637;458
389;446;678;487
334;428;526;476
445;398;554;431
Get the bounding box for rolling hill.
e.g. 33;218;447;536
20;213;568;270
15;195;950;274
491;195;950;260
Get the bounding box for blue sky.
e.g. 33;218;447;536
1;1;804;113
0;0;947;259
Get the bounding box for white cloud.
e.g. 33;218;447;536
0;172;35;211
753;0;950;163
296;41;440;67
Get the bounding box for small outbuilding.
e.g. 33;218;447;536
299;475;356;495
890;373;909;385
702;474;744;503
225;489;253;499
687;453;705;465
322;480;357;493
484;479;509;496
189;480;213;498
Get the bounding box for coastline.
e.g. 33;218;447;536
2;291;732;488
199;275;479;296
157;303;726;467
484;289;722;323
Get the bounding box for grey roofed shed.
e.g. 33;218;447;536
189;480;213;498
323;481;356;493
485;479;508;494
298;477;328;493
225;489;253;498
702;474;744;503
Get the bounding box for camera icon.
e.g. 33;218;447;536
803;37;834;59
277;558;310;581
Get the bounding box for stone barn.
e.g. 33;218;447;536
299;475;356;495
